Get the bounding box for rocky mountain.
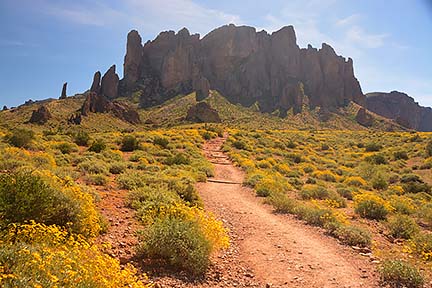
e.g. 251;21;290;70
116;24;364;114
366;91;432;131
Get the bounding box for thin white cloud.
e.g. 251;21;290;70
346;26;388;48
0;39;26;47
336;14;362;26
37;0;242;37
44;2;124;27
125;0;242;36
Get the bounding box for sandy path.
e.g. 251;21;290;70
197;136;378;288
95;180;141;266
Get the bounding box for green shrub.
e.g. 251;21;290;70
400;174;431;194
365;154;388;165
137;217;211;276
233;140;248;150
74;131;90;146
88;139;106;153
294;205;336;227
169;180;201;205
267;193;296;214
201;131;213;140
387;214;419;239
0;171;96;236
328;192;347;208
411;233;432;260
371;173;388;190
418;204;432;228
300;185;329;200
204;125;223;137
128;185;179;210
86;174;109;186
334;225;372;247
394;150;409;160
336;187;354;200
56;142;78;154
109;162;127;174
286;140;296;149
244;173;265;188
153;136;169;149
355;195;389;220
117;171;146;190
254;177;286;197
5;128;35;148
164;153;191;166
78;159;109;175
121;135;140;152
365;142;382;152
380;260;424;288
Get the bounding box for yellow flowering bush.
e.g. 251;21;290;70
0;222;149;288
312;170;339;182
354;192;394;220
140;203;229;252
0;170;101;238
344;176;367;187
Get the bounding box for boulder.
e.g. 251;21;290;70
186;102;221;123
355;107;373;127
80;92;141;124
111;101;141;124
29;105;52;124
2;106;7;111
60;82;67;99
81;92;111;116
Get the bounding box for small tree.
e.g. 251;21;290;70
121;135;139;152
74;131;91;146
88;139;106;153
5;128;35;148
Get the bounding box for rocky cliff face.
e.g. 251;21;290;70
29;105;52;124
119;24;365;113
80;66;140;124
366;91;432;131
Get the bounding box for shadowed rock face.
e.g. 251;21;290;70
101;65;119;99
186;102;221;123
356;107;373;127
123;30;143;91
91;71;102;94
366;91;432;131
60;82;67;99
121;24;364;113
81;92;141;124
80;66;140;124
29;105;51;124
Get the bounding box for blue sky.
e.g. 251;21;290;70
0;0;431;108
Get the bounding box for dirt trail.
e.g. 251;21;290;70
197;136;379;288
95;179;141;266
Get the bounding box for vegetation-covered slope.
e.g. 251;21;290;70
224;129;432;285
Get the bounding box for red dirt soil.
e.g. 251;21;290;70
195;136;379;287
95;136;380;287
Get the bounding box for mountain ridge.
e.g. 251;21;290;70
366;91;432;131
116;24;364;114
